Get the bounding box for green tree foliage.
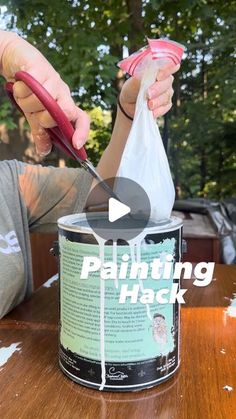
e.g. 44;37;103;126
0;0;235;198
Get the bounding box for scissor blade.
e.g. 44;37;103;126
47;131;117;200
81;160;121;201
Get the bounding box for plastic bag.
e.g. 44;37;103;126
116;39;184;221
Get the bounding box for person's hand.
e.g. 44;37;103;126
119;62;180;119
1;32;90;156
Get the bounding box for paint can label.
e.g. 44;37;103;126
59;227;181;390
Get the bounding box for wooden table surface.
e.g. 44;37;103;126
0;265;235;419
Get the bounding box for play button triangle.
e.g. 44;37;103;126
108;198;131;223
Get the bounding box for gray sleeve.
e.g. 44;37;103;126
17;162;93;233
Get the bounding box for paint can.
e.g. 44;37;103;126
57;213;183;391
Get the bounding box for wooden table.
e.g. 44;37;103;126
0;265;235;419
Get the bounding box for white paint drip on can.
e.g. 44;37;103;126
0;342;21;368
112;241;118;289
94;230;153;390
129;233;153;322
93;233;107;391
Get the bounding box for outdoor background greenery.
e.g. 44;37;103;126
0;0;235;199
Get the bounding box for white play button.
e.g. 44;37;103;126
108;198;131;223
86;176;151;241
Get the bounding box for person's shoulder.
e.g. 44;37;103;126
0;159;25;173
0;160;59;176
0;160;26;196
0;159;23;178
0;159;80;183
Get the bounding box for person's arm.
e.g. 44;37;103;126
0;31;18;68
94;57;179;180
0;30;90;155
0;30;177;163
95;107;132;181
1;30;179;223
86;69;179;208
16;106;129;231
16;162;92;233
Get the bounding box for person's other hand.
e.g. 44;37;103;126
119;62;180;119
2;33;89;155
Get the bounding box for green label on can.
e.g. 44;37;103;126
59;235;177;363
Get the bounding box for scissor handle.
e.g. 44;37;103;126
5;71;87;161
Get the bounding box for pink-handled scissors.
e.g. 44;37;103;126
5;70;118;199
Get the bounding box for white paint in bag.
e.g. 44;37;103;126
116;57;175;222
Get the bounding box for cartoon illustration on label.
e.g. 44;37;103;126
152;314;168;345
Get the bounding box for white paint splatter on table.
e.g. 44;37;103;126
0;342;21;368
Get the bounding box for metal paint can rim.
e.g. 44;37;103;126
58;212;183;236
